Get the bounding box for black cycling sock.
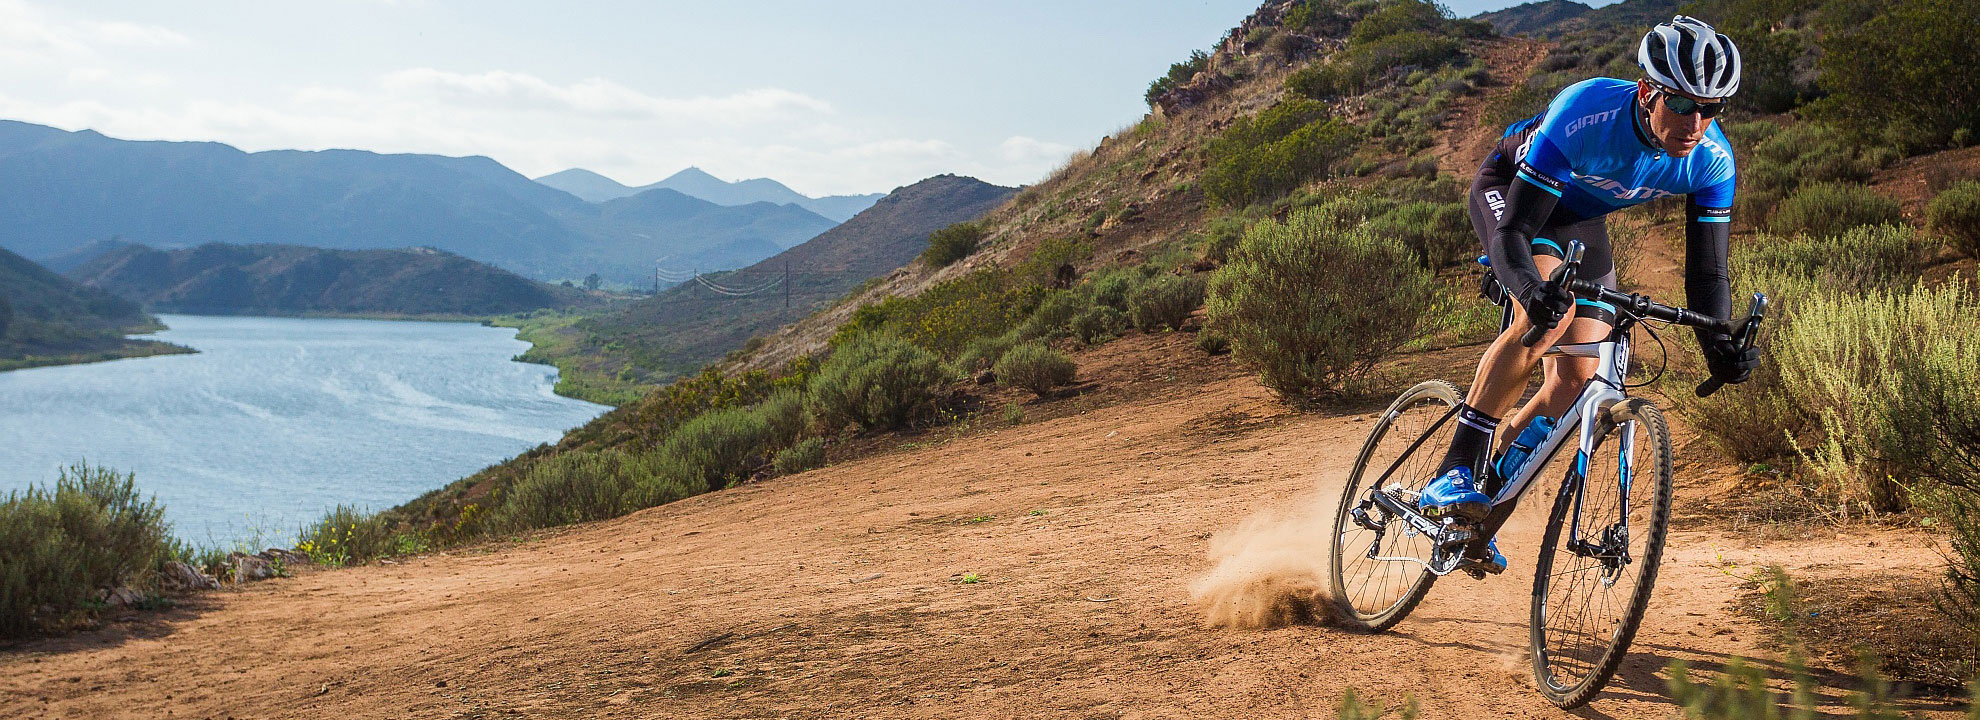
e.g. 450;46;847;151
1437;404;1500;477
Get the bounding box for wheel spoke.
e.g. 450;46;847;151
1329;382;1462;631
1530;404;1673;708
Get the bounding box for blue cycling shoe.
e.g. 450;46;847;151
1418;466;1491;523
1475;538;1508;575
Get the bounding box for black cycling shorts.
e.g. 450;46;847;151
1469;132;1618;323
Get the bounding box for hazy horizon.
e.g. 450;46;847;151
0;0;1620;197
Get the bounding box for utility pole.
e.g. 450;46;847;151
784;261;790;309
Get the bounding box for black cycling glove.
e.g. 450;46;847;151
1517;280;1574;334
1701;336;1760;384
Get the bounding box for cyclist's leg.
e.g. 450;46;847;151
1494;219;1618;451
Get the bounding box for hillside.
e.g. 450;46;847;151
1474;0;1676;38
1475;0;1591;36
13;0;1977;714
536;166;884;221
506;174;1014;403
68;243;602;317
0;122;836;285
0;245;189;370
4;335;1963;718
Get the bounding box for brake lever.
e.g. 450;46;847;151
1518;240;1584;348
1695;292;1768;398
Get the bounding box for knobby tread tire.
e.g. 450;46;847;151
1329;379;1459;632
1528;399;1674;709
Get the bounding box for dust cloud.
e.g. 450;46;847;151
1188;506;1342;629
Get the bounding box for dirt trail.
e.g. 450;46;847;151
1;342;1960;718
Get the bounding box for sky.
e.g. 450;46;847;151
0;0;1609;197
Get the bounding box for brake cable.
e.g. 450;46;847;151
1624;312;1671;389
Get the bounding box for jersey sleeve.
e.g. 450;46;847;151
1691;158;1736;214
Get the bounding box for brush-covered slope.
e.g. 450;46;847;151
0;245;187;369
520;174;1015;396
69;243;600;317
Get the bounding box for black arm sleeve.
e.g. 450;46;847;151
1684;200;1735;344
1487;175;1562;299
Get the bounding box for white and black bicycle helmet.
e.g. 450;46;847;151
1637;15;1741;99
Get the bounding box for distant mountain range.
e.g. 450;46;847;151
551;174;1017;386
0;121;842;286
534;167;883;222
69;243;599;317
1474;0;1676;37
0;245;187;369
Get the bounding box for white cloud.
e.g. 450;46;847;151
376;69;831;123
91;21;192;47
0;1;190;64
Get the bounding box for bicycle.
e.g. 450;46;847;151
1326;239;1766;708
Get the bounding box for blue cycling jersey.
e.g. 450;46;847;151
1502;78;1735;224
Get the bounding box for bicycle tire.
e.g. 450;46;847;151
1329;379;1460;632
1529;398;1675;708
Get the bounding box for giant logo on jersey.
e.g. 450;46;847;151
1564;108;1620;137
1573;173;1680;202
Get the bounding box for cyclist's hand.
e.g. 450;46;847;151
1702;336;1760;384
1518;281;1574;333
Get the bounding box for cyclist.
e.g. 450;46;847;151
1418;15;1761;572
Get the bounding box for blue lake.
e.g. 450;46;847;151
0;315;609;548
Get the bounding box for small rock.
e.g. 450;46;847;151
161;560;220;592
227;552;275;582
101;586;143;608
258;548;309;566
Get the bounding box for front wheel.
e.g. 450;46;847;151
1329;380;1461;632
1529;398;1675;708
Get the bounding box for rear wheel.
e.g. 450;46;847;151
1529;399;1674;708
1329;380;1460;631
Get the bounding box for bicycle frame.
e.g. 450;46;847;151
1473;329;1636;557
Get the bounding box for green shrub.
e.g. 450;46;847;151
772;437;827;476
1144;49;1210;105
808;334;949;430
1811;0;1980;151
751;388;807;449
1085;267;1144;311
494;450;649;532
663;406;772;490
621;453;702;511
831;270;1041;357
0;464;174;638
1768;183;1902;237
1368;200;1471;269
957;332;1018;373
1781;281;1979;513
994;343;1077;396
296;504;398;566
1129;274;1207;331
921;222;984;267
1203;99;1361;207
1737;225;1931;291
1928;180;1980;256
1070;305;1129;344
1208;203;1436;399
1198;214;1253;264
1017;290;1083;341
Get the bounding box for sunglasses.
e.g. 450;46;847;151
1652;85;1728;118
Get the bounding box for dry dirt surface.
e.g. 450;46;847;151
1;341;1966;718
